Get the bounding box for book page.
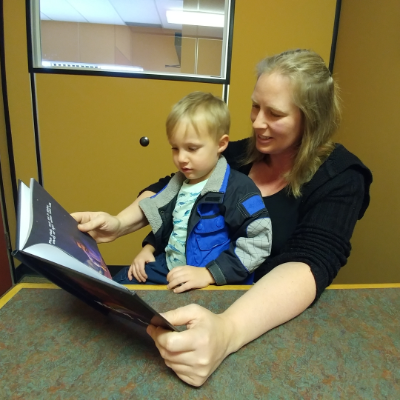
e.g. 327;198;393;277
17;181;33;249
24;179;113;279
24;243;126;290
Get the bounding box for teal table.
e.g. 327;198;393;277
0;283;399;399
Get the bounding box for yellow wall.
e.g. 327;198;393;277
332;0;400;283
0;48;16;259
2;0;39;254
3;0;37;186
228;0;337;139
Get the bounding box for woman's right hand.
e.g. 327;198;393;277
147;304;236;387
71;211;122;243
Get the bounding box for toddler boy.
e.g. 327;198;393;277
113;92;272;292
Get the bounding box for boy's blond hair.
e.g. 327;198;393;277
166;92;230;140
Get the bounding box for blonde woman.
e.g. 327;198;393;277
73;49;372;387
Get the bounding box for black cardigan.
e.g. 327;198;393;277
143;139;373;301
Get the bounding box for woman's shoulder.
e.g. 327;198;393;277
223;138;251;171
311;143;372;181
224;138;249;157
303;143;372;218
325;144;372;191
328;144;371;173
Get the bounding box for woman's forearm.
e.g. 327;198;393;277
116;190;154;236
224;262;316;354
146;261;317;387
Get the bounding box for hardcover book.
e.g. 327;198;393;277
12;178;175;331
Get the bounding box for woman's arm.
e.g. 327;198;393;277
71;190;154;243
264;169;366;300
147;168;371;386
147;261;315;387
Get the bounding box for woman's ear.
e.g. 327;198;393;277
218;134;229;154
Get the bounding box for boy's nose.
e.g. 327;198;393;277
178;152;188;163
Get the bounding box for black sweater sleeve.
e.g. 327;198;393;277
138;174;175;196
260;168;366;301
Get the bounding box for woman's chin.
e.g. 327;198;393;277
256;140;273;154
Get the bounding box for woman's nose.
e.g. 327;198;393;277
252;111;268;130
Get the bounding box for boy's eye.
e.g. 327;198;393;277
188;147;198;151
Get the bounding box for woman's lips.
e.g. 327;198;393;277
257;135;273;141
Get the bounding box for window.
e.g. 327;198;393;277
30;0;234;82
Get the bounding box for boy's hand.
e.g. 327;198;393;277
71;211;121;243
167;266;215;293
128;245;155;282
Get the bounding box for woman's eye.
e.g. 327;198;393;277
252;104;260;109
270;111;281;117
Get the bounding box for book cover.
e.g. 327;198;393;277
13;178;176;331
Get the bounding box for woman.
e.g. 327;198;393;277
72;49;372;387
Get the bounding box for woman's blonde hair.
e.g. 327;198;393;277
244;49;341;197
166;91;230;141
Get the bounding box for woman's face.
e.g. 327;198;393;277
250;72;303;158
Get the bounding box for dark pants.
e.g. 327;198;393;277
112;253;169;285
113;252;255;285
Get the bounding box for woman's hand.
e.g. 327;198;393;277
128;244;156;282
166;266;215;293
148;263;317;386
146;304;235;387
71;211;122;243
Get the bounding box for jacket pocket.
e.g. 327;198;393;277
193;216;230;250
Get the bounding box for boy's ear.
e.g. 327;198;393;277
218;134;229;154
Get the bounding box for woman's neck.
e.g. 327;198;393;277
265;152;295;175
249;153;295;196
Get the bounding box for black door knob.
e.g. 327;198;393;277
139;137;150;147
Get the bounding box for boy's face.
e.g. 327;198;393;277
169;117;229;185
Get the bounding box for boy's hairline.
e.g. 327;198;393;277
167;110;229;142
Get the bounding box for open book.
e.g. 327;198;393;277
12;178;176;331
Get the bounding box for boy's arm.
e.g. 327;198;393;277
72;190;154;243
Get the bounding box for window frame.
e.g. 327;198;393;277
27;0;235;85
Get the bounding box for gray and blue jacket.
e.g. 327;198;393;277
139;156;272;285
